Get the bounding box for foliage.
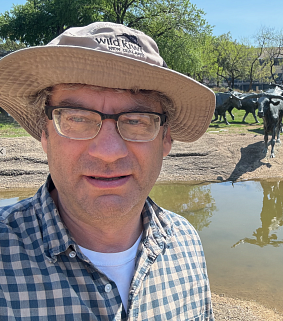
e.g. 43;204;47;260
210;33;251;88
118;0;213;75
0;38;25;52
0;114;29;138
0;0;212;76
150;183;215;231
254;26;283;83
2;2;283;89
0;0;97;45
245;44;270;90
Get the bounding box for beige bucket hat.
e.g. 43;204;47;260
0;21;215;142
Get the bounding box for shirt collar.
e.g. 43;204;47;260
35;175;76;262
35;175;174;261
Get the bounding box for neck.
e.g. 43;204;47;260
50;188;143;253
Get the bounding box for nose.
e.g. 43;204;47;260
258;111;263;118
87;119;128;162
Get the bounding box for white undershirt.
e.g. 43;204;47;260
78;233;142;311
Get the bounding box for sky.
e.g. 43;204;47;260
0;0;283;44
0;0;26;14
192;0;283;43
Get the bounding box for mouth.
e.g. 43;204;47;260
84;174;131;188
90;176;128;181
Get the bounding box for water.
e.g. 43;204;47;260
150;180;283;313
0;188;38;207
1;181;282;313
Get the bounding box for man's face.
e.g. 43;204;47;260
41;85;172;225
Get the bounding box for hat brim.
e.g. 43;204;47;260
0;46;215;142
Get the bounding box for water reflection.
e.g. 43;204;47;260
0;188;37;207
1;182;283;312
233;180;283;247
149;182;216;231
151;180;283;312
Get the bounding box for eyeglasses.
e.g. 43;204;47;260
45;106;167;142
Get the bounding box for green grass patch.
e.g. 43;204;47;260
0;114;30;138
207;108;264;135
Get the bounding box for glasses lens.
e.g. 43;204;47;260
53;108;101;139
118;113;161;142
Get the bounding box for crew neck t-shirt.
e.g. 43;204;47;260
78;233;142;311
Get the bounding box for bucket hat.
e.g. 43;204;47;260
0;21;215;142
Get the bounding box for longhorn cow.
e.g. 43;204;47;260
257;95;283;157
212;93;242;125
244;92;283;157
227;91;259;123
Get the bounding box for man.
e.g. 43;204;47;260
0;22;215;320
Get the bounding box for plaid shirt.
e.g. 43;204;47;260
0;176;214;321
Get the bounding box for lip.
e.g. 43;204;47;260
84;174;131;189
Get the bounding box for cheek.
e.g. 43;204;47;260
46;136;82;178
131;140;164;174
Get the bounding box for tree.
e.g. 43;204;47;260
0;38;25;52
150;183;216;231
211;33;251;88
195;34;220;84
0;0;98;45
254;27;283;84
243;40;269;91
121;0;213;75
0;0;212;76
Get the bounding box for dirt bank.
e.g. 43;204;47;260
1;133;283;189
160;132;283;183
0;134;283;320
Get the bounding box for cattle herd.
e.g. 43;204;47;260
212;84;283;158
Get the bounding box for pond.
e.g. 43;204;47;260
1;180;283;313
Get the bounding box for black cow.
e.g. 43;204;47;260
257;95;283;157
227;92;259;123
212;93;242;125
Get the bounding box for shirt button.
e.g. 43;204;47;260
69;251;76;258
105;284;112;293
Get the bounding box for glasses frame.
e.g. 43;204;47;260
44;105;167;142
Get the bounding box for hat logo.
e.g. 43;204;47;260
95;34;145;58
117;34;141;47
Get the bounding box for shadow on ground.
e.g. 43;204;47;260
228;141;271;181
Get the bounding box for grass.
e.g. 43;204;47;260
0;114;30;138
0;108;265;138
208;108;264;135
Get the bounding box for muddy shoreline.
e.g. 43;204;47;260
0;135;283;320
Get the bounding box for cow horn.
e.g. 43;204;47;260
239;93;283;100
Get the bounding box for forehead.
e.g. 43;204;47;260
50;84;163;113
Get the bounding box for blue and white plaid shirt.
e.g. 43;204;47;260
0;176;214;320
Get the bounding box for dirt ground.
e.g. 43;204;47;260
160;131;283;183
1;131;283;189
0;134;283;320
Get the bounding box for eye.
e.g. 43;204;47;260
67;116;90;123
127;118;142;125
121;114;152;126
60;109;101;124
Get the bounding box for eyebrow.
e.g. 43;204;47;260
55;100;159;113
56;99;85;108
126;104;157;113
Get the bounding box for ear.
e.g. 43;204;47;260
270;99;280;106
163;127;172;157
41;131;48;154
